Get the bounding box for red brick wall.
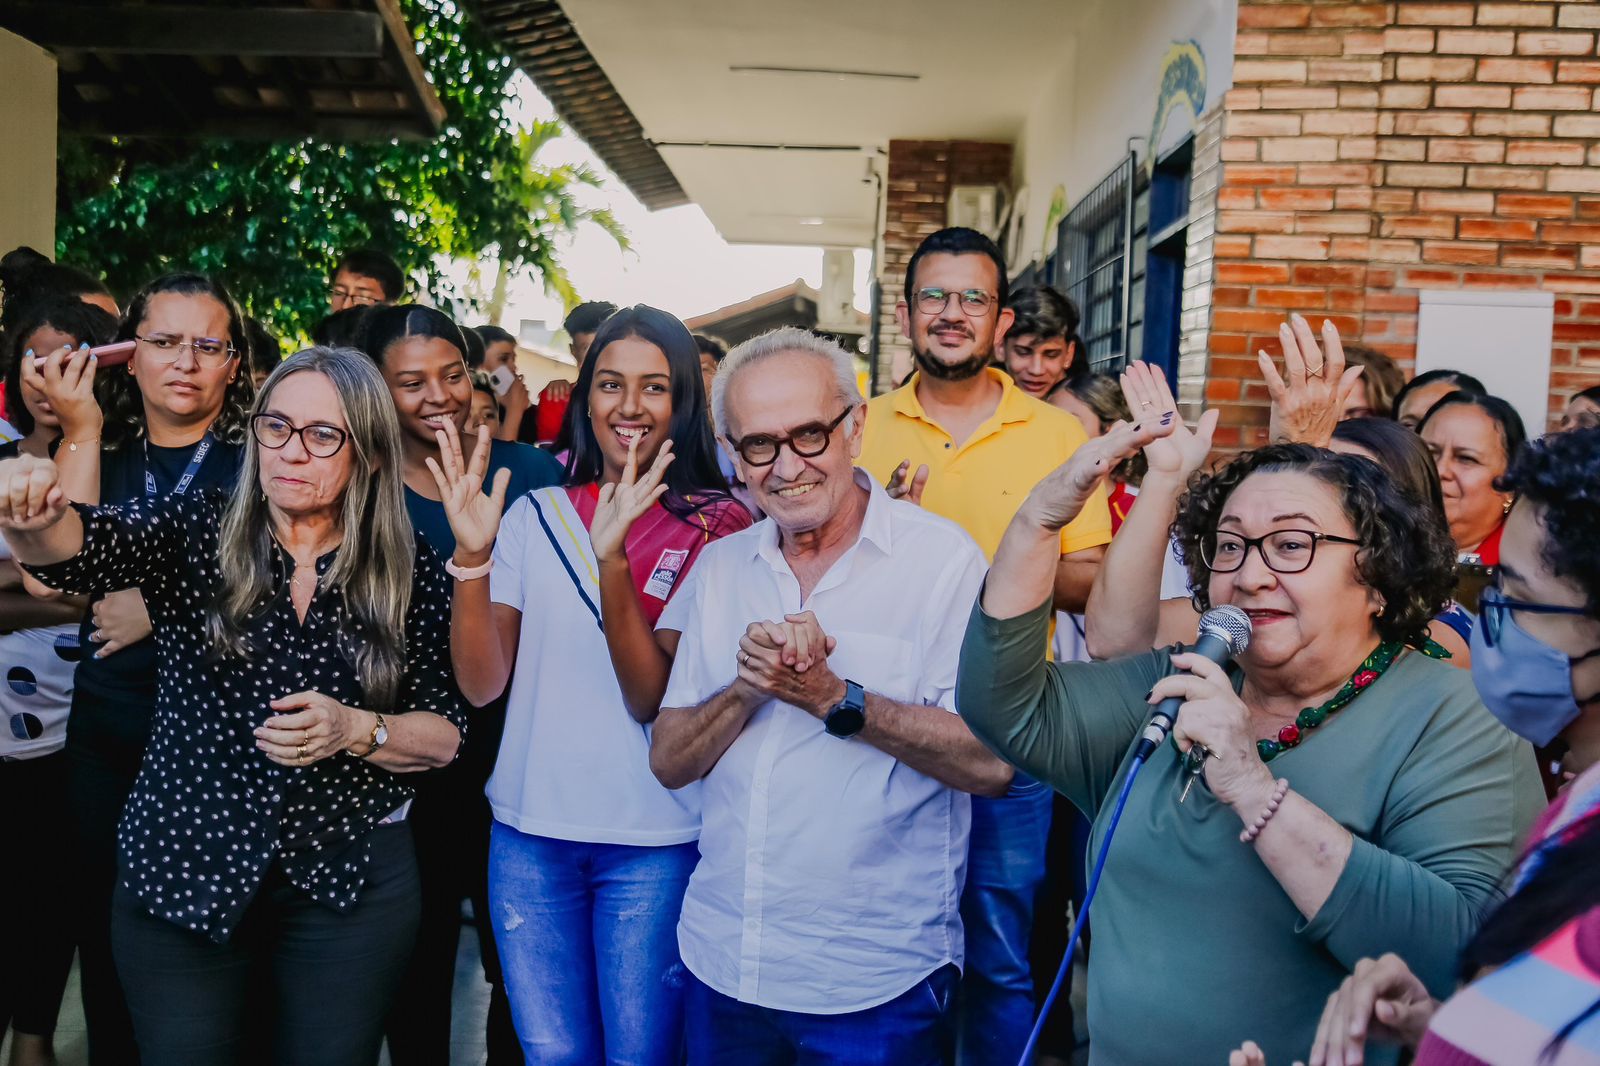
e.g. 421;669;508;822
876;139;1013;390
1209;0;1600;448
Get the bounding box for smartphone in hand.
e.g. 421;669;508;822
34;340;136;369
489;365;516;397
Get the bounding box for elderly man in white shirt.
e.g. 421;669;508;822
651;327;1012;1065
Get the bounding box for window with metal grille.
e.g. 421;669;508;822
1049;153;1149;373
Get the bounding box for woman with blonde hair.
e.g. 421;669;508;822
0;346;465;1065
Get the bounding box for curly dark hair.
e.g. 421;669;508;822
1173;443;1457;648
99;273;255;449
1495;427;1600;618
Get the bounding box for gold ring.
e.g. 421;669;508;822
297;742;309;761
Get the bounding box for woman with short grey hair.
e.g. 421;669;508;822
0;346;466;1066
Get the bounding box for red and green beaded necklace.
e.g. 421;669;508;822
1255;638;1449;762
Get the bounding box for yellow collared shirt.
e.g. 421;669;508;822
860;368;1112;561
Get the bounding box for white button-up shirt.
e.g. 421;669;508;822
658;471;988;1014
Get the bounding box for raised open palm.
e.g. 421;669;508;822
1261;314;1364;447
1026;415;1176;531
591;436;674;564
424;424;510;560
1119;359;1218;480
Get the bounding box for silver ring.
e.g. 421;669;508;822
740;651;749;667
1307;363;1326;378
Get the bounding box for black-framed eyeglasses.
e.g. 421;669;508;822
135;333;237;368
327;287;382;308
914;287;996;317
252;414;349;458
1479;584;1593;647
1202;529;1362;575
730;407;853;467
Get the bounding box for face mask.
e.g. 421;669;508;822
1470;607;1583;747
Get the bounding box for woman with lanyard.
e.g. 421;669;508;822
433;305;749;1064
355;304;562;1066
0;296;115;1066
46;272;253;1064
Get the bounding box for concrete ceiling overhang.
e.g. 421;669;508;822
495;0;1072;245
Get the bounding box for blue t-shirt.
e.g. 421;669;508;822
404;439;563;560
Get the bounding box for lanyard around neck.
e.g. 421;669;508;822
145;429;216;498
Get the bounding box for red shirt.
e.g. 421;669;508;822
566;485;751;626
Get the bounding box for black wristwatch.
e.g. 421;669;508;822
823;680;867;738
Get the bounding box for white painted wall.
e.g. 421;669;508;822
0;30;57;257
1011;0;1237;269
1416;291;1554;438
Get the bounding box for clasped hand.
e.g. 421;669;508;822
254;690;364;766
734;610;843;718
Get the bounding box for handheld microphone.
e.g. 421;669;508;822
1131;605;1252;762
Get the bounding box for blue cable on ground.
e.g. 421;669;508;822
1016;754;1147;1066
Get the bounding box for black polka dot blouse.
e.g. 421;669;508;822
26;490;465;943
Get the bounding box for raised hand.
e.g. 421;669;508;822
1120;360;1219;482
592;435;674;564
1020;413;1177;532
424;423;510;564
0;454;71;532
1261;314;1365;447
887;459;930;505
27;343;103;441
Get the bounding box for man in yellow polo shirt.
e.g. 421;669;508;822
860;227;1110;1066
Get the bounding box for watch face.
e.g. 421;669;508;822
825;704;866;738
374;724;389;747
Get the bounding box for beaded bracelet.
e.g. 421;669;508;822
1239;778;1291;845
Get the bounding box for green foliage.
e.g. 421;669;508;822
55;0;626;342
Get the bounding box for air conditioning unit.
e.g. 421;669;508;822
948;184;1003;239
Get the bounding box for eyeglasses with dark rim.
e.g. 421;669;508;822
913;287;996;317
252;414;350;458
327;287;382;308
1479;584;1593;648
1201;529;1363;575
729;407;853;467
135;334;237;368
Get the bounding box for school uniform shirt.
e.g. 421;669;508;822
26;490;466;942
0;442;79;760
657;471;987;1014
485;485;749;846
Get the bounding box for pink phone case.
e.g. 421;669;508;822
34;340;136;369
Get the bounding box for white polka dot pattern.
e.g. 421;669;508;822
26;490;465;943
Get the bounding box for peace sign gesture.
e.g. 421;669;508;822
1261;314;1365;447
424;423;511;563
1119;360;1218;483
591;434;674;564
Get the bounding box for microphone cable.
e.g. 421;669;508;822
1015;750;1148;1066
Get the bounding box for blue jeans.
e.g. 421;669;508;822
684;965;958;1065
957;775;1054;1066
488;823;698;1066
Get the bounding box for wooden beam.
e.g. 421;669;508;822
0;4;385;59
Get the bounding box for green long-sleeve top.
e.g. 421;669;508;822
957;596;1544;1066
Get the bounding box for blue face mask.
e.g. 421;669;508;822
1470;591;1584;747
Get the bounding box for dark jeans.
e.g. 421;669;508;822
0;751;77;1040
111;823;421;1066
684;965;958;1066
385;705;519;1066
957;775;1055;1066
67;685;151;1066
